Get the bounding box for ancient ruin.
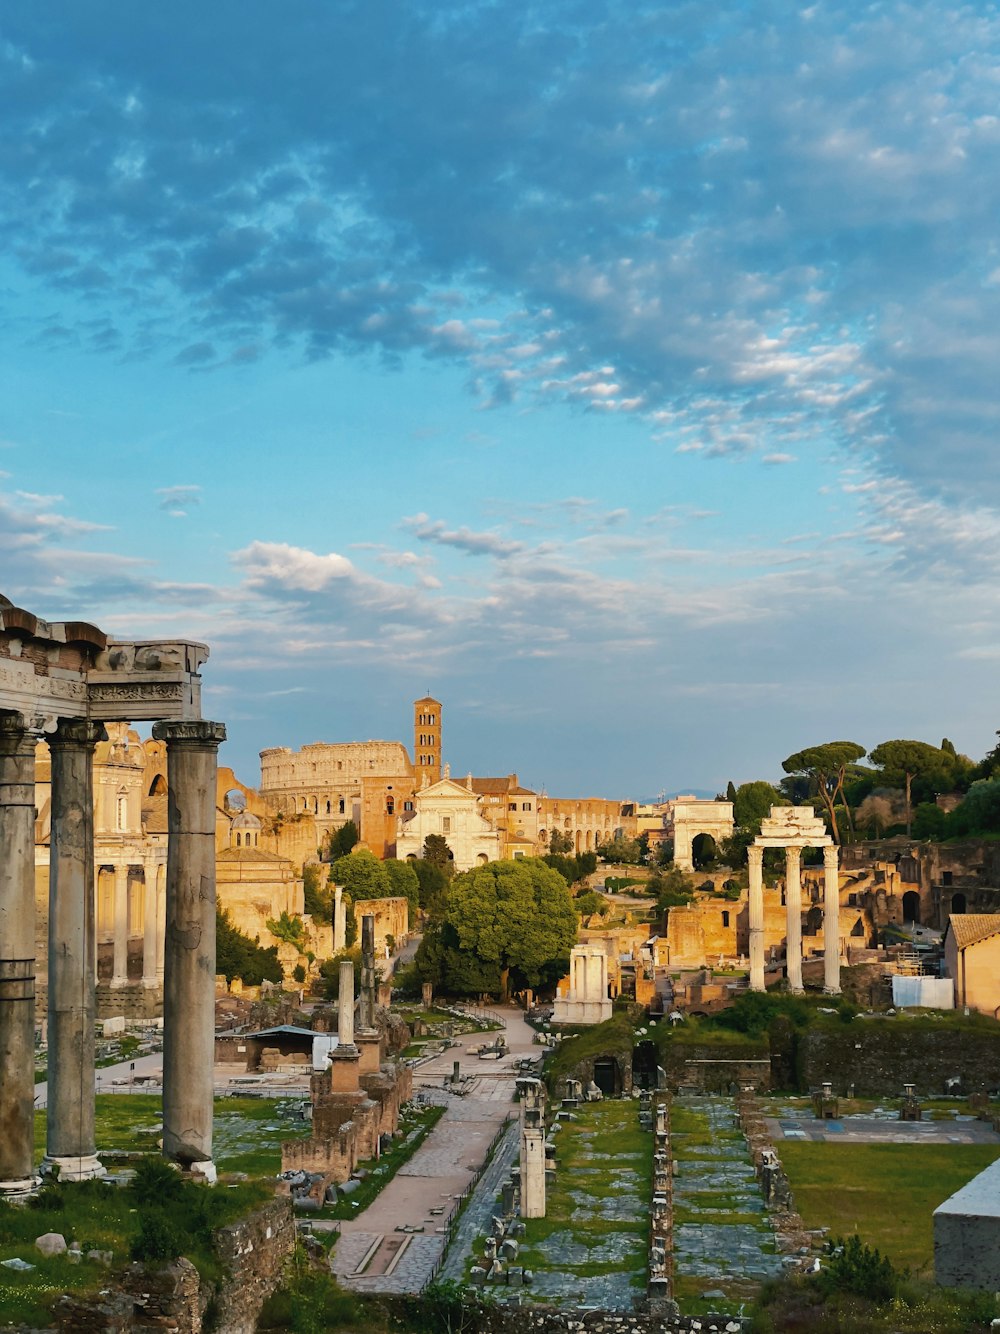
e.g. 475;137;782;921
749;806;840;994
0;594;224;1191
552;943;613;1025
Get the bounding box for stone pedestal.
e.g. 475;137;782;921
153;720;226;1170
43;719;107;1182
520;1126;546;1218
748;845;764;992
357;1031;382;1076
0;714;39;1194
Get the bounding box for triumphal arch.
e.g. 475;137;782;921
0;594;224;1194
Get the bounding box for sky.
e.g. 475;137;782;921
2;1;1000;799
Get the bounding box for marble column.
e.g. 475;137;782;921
110;863;129;987
359;913;376;1032
152;720;225;1171
784;845;803;994
44;718;106;1181
141;861;157;988
338;959;356;1050
748;844;765;992
823;845;841;995
0;713;39;1194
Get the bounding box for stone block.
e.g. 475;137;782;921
35;1233;67;1257
102;1016;126;1037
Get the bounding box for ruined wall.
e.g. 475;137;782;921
660;1039;771;1093
800;1022;1000;1095
213;1198;296;1334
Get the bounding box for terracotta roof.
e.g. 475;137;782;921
947;914;1000;950
217;846;289;865
141;793;168;834
470;776;537;797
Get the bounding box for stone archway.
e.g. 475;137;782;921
903;890;921;924
691;832;717;869
951;892;967;914
673;800;734;871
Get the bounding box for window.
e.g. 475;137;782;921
513;851;524;859
443;816;451;833
942;871;953;886
386;797;394;815
403;800;413;812
115;791;128;831
721;910;730;928
339;798;345;814
522;802;532;811
509;802;517;811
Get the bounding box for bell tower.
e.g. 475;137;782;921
413;696;442;784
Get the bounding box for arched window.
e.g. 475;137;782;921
326;800;331;814
236;832;241;847
386;797;395;815
339;798;345;814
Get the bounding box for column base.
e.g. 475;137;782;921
823;986;842;996
41;1154;106;1183
109;977;130;989
0;1174;41;1198
140;976;160;990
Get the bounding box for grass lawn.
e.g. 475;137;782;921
780;1142;1000;1275
33;1095;314;1177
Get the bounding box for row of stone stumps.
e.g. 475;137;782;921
646;1090;674;1304
733;1086;814;1259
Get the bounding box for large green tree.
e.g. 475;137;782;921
868;739;956;836
444;858;577;1001
733;781;784;832
384;858;421;916
216;908;283;985
327;819;359;860
781;742;866;844
422;833;453;876
329;846;391;900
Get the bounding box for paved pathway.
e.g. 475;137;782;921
436;1117;520;1284
332;1005;537;1294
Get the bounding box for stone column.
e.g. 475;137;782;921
359;913;376;1031
748;844;765;992
333;885;346;953
44;718;106;1181
152;720;226;1171
141;861;157;988
110;863;129;987
784;845;803;994
823;845;841;995
0;713;39;1194
338;960;356;1050
155;863;166;983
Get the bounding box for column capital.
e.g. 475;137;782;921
747;844;764;866
0;711;44;747
823;844;838;866
152;720;226;748
48;718;107;751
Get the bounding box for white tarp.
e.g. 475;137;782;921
312;1033;339;1069
892;974;954;1009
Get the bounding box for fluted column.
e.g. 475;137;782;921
44;718;106;1181
748;844;765;992
823;844;841;995
110;863;129;987
153;720;225;1171
784;845;803;993
141;860;157;988
0;713;40;1194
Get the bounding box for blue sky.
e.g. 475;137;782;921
2;1;1000;798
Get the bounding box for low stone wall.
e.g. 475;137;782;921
38;1199;295;1334
214;1197;296;1334
734;1088;813;1257
800;1022;1000;1095
662;1040;771;1094
390;1302;748;1333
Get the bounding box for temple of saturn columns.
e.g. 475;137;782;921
748;805;841;995
0;593;224;1194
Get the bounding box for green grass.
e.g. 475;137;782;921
780;1142;1000;1275
0;1176;272;1326
32;1095;314;1177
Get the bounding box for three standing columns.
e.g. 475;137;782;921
44;719;107;1181
0;713;40;1194
747;839;840;995
153;720;226;1171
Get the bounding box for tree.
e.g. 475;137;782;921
781;742;866;844
413;858;449;917
732;781;783;832
384;858;421;917
912;801;947;840
725;780;738;803
423;833;454;876
869;739;956;837
947;779;1000;837
597;835;643;864
329;847;391;901
547;829;574;854
216;908;283;985
444;858;577;1001
266;910;308;951
327;820;359;861
302;863;331;919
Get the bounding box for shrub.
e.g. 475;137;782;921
129;1156;186;1207
130;1209;186;1262
819;1234;900;1303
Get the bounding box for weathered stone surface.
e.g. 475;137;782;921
35;1231;68;1257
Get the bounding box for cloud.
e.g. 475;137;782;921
156;484;202;517
404;513;524;559
2;3;1000;502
